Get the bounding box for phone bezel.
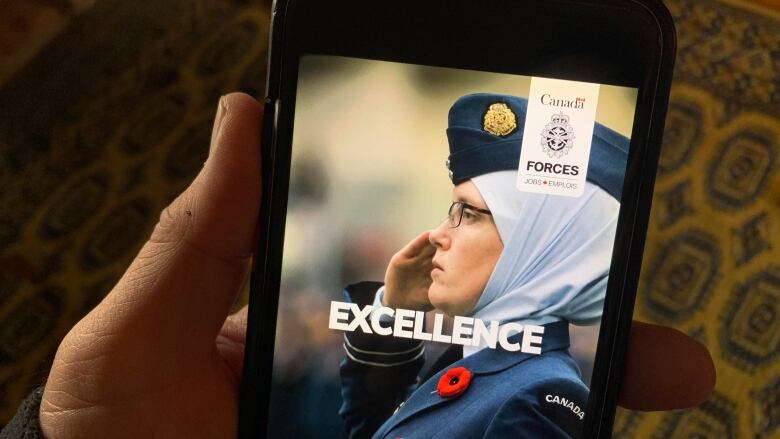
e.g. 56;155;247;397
240;1;676;437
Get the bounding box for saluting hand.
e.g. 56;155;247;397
383;231;437;311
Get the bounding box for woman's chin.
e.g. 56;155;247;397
428;285;455;315
427;285;445;310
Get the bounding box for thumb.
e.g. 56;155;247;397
93;93;263;346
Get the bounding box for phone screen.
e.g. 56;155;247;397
266;54;638;438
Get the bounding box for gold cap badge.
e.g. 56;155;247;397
483;102;517;136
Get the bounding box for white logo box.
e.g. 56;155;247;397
516;77;601;198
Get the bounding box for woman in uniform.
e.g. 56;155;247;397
338;93;628;439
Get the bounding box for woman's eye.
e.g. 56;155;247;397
463;210;476;220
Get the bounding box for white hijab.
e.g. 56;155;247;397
469;171;620;327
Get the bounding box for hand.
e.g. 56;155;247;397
39;93;262;439
37;93;714;439
383;231;436;311
619;321;715;410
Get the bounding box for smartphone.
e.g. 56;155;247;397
239;1;675;437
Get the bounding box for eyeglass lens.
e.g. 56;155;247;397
448;202;463;228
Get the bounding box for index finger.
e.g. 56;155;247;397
399;231;435;258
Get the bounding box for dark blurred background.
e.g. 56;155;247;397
0;0;779;437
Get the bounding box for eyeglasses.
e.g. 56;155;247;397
447;201;492;228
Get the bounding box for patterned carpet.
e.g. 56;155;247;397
0;0;778;437
0;0;271;426
615;1;780;437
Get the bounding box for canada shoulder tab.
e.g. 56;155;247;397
535;383;588;439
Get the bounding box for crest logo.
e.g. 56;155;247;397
483;103;517;136
540;112;575;158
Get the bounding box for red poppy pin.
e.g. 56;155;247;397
436;366;472;398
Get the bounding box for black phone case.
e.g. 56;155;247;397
240;1;676;437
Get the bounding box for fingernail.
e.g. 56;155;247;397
210;95;229;155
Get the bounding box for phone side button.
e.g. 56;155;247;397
273;98;280;134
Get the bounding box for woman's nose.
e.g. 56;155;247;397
429;220;450;249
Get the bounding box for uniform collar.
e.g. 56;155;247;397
460;319;570;374
373;320;571;438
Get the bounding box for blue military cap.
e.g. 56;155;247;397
445;93;629;201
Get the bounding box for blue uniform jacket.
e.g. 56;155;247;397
339;282;588;439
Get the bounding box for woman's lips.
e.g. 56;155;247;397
431;260;444;276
